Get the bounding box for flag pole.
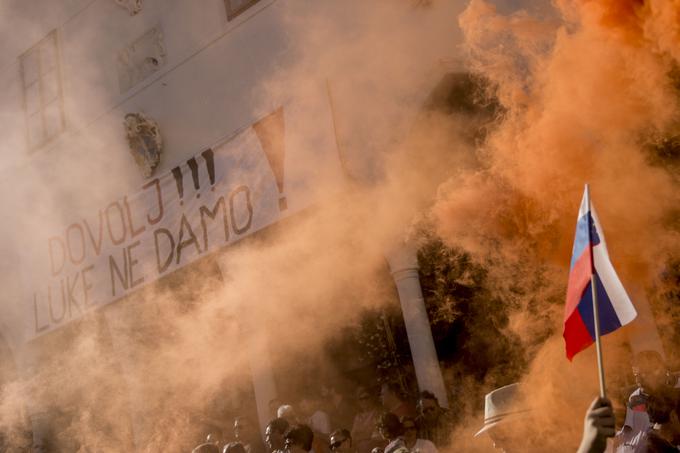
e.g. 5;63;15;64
585;183;607;398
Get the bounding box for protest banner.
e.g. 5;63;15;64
22;98;344;341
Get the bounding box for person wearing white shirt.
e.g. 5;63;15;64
400;417;437;453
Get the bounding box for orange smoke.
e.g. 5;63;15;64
436;0;680;447
444;0;680;280
576;0;645;39
563;0;680;61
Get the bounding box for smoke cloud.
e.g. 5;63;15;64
0;0;481;451
431;0;680;449
0;0;677;451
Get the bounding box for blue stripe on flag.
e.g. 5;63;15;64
576;272;622;339
570;213;601;269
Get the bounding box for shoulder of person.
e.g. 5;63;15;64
645;430;679;452
441;408;455;421
385;439;405;453
416;439;438;453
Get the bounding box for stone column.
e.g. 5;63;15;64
386;244;449;408
15;344;51;451
216;257;277;438
101;306;149;451
28;412;51;451
243;328;278;437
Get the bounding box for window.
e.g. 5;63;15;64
224;0;261;20
19;30;66;151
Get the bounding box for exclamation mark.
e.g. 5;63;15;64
201;149;216;191
186;158;201;199
171;167;184;206
253;107;287;211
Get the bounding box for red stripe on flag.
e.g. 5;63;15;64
564;309;593;360
565;250;592;317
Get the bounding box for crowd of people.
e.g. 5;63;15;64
189;350;680;453
191;383;453;453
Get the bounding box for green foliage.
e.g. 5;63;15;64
650;257;680;369
416;235;527;385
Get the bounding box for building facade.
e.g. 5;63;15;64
0;0;460;450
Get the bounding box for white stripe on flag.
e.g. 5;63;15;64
591;205;637;325
578;190;589;218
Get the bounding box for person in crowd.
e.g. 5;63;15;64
300;393;332;436
193;443;221;453
577;397;617;453
330;429;355;453
380;382;415;419
323;383;356;431
205;427;225;450
266;417;290;453
617;389;680;452
616;350;680;452
400;416;438;453
376;412;407;453
224;442;248;453
351;387;385;453
284;424;315;453
300;392;332;453
473;383;533;452
279;405;300;426
415;391;451;448
270;398;284;421
474;383;615;453
642;391;680;452
234;416;266;453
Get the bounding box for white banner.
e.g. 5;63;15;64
23;101;344;340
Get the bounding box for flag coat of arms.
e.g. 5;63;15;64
563;188;637;360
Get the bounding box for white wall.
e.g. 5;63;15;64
0;0;461;346
0;0;286;203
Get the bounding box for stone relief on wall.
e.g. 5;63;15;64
124;113;163;178
113;0;143;15
117;26;166;94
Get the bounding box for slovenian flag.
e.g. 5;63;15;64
563;187;637;360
